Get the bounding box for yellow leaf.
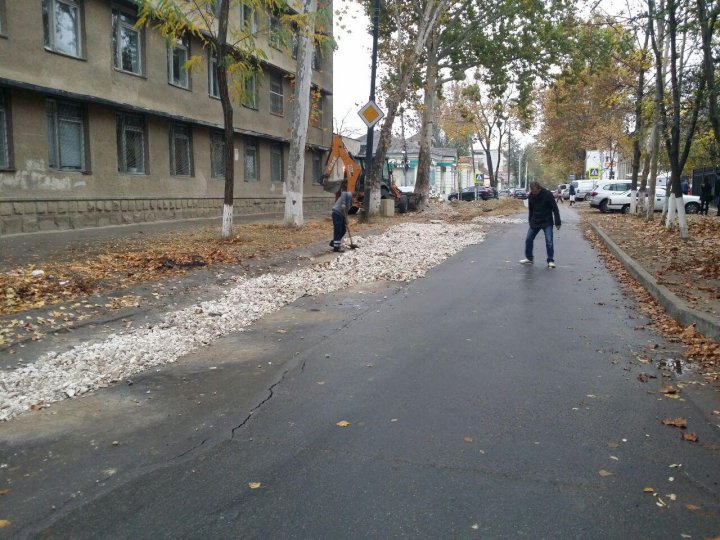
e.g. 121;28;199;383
464;436;473;443
598;469;613;477
248;482;262;489
336;420;350;427
643;487;654;493
686;504;700;512
0;489;9;497
0;520;10;529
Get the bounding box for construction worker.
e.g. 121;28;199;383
330;179;352;253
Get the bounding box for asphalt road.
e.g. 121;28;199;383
3;209;720;538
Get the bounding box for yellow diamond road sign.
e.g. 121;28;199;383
358;101;385;128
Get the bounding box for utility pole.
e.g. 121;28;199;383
363;0;380;221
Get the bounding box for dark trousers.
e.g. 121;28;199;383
700;199;710;215
332;211;346;249
525;225;555;263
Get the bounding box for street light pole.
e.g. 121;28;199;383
363;0;380;221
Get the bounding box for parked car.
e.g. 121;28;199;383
513;188;528;200
588;180;633;212
606;187;702;214
562;180;596;201
448;186;498;201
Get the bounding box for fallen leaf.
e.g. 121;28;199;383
643;487;655;493
0;520;9;529
0;489;9;497
30;402;44;412
661;417;687;428
664;394;680;399
598;469;613;477
316;381;326;385
336;420;350;428
681;432;699;442
686;504;701;512
464;437;473;443
471;523;479;530
659;386;677;394
248;482;262;489
637;373;650;383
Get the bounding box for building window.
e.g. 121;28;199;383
269;73;283;116
312;44;320;70
210;131;225;179
112;9;142;75
311;93;323;127
42;0;82;58
116;112;146;174
244;138;257;181
268;12;281;49
47;99;85;171
270;142;283;183
291;32;298;59
312;151;323;185
169;123;193;177
0;91;10;169
168;36;189;89
0;0;6;36
209;54;220;98
242;72;258;109
241;2;257;33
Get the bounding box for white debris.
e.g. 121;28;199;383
471;216;524;224
31;269;46;277
0;222;485;421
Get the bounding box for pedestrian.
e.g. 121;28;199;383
555;186;564;204
330;179;352;252
520;181;562;269
568;182;576;206
681;178;689;195
700;176;712;215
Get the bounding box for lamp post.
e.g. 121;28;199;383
363;0;380;221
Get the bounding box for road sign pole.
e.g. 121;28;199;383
363;0;380;222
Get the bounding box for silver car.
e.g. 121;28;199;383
588;181;633;212
606;187;702;214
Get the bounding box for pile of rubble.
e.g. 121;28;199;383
0;221;486;421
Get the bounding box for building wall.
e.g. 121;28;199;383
0;0;333;235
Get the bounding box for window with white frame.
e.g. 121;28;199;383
312;151;323;185
312;43;320;70
268;12;281;49
47;99;85;171
269;73;283;116
169;123;193;176
116;112;146;174
0;0;8;36
244;138;257;181
112;9;142;75
209;54;220;98
42;0;83;58
210;131;225;179
241;2;257;33
270;142;283;183
168;36;189;89
0;91;10;169
242;72;258;109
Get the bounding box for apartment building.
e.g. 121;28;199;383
0;0;333;235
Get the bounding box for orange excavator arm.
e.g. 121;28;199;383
321;135;362;194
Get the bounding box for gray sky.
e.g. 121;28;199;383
332;2;372;136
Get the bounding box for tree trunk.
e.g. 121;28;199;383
483;146;495;187
216;0;234;240
646;122;660;221
698;0;720;144
415;33;439;209
284;0;317;228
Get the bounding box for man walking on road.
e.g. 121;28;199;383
568;182;576;205
520;181;561;268
330;180;353;252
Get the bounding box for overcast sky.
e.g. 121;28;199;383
332;2;372;137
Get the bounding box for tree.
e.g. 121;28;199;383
138;0;321;237
648;0;706;238
697;0;720;145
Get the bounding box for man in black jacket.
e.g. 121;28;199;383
520;181;562;268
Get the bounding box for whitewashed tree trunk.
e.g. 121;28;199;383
284;0;317;228
630;188;638;214
222;204;233;238
674;196;688;238
665;192;675;226
646;121;661;221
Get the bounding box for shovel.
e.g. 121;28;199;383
344;214;359;249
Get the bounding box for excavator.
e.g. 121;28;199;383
320;134;420;214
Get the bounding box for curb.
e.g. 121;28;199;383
590;223;719;342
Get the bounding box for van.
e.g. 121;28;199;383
562;180;596;200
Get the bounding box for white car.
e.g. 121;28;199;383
606;187;702;214
588;180;633;212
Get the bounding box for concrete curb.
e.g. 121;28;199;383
590;223;719;342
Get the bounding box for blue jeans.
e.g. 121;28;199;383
525;225;554;263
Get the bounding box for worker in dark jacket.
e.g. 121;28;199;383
330;179;353;252
520;181;562;268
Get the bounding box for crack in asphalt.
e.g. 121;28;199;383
230;369;291;440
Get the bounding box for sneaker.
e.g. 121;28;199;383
548;261;556;269
329;240;334;247
519;259;533;265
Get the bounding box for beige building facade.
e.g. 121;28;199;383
0;0;333;235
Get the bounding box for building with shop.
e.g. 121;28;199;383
0;0;333;235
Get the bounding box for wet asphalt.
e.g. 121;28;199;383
2;207;720;539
